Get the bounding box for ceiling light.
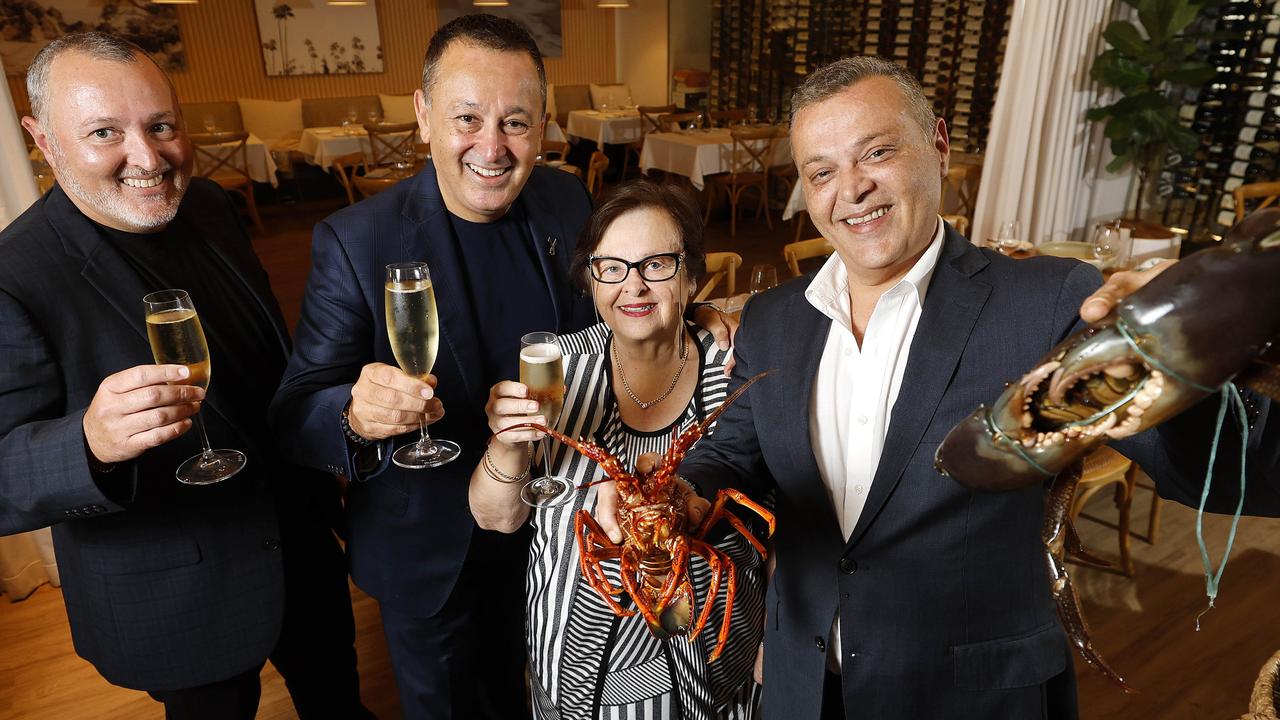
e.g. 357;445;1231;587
598;0;630;6
474;0;510;6
327;1;368;4
152;0;199;4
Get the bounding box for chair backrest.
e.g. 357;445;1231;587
1233;180;1280;222
586;151;610;198
709;108;747;127
941;214;970;236
727;125;780;177
658;112;701;132
782;237;834;277
552;83;592;127
190;131;251;185
541;139;569;162
942;162;982;219
694;251;743;302
331;151;365;205
364;121;418;167
637;104;676;134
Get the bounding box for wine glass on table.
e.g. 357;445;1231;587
996;219;1022;255
749;263;778;295
518;332;573;508
143;289;246;485
1091;221;1123;271
385;262;460;469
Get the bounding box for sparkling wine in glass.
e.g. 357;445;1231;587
143;289;246;485
518;332;572;508
996;219;1022;255
385;262;460;469
749;264;778;294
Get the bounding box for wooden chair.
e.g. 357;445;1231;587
708;108;747;127
942;214;970;236
541;139;569;163
363;121;418;168
942;162;982;225
704;126;781;236
586;150;610;199
1233;180;1280;222
782;237;834;277
694;251;743;302
190;131;264;233
353;173;400;198
1068;446;1141;577
331;151;364;206
657;112;702;132
622;104;675;178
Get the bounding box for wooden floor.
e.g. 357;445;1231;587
2;179;1277;719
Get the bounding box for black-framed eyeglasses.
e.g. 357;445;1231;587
588;253;684;284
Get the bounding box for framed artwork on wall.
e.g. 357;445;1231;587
0;0;185;77
438;1;562;58
253;0;383;77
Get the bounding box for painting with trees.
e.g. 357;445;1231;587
252;0;382;77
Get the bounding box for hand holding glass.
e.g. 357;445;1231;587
143;289;246;484
518;332;573;508
385;262;460;469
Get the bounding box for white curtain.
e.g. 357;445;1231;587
2;57;39;230
973;0;1135;246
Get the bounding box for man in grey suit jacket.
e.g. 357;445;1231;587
0;33;367;719
670;56;1268;719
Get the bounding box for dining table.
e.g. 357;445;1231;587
566;108;643;147
299;125;415;171
638;127;792;191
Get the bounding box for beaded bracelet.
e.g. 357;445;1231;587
483;443;531;484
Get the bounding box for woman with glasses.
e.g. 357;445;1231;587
469;179;764;719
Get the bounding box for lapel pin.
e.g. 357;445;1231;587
547;236;558;256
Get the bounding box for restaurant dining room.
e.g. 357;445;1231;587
1;0;1279;719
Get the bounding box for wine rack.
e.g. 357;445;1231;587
708;0;1013;153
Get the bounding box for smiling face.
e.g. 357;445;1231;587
415;42;545;223
590;207;694;346
791;76;949;287
22;51;191;233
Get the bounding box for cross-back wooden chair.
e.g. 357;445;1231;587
586;150;610;199
694;251;743;302
657;112;702;132
190;131;264;233
330;151;365;205
363;121;418;168
1233;180;1280;222
708;108;747;127
621;104;676;178
782;237;834;277
704;125;781;236
1068;446;1142;577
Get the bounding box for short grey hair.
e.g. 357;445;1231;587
26;32;151;124
791;55;936;138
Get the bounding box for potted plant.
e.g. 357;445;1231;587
1086;0;1220;236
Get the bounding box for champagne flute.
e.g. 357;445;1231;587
996;219;1022;255
385;262;460;469
518;332;573;508
143;289;246;485
749;263;778;294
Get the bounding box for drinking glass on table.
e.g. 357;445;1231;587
518;332;573;508
143;289;246;485
749;263;778;294
367;109;381;125
385;262;460;469
996;219;1022;255
1091;221;1126;270
202;116;219;134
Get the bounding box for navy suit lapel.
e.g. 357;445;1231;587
846;230;991;549
396;164;486;410
518;170;574;332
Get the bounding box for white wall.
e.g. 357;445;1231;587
614;1;669;107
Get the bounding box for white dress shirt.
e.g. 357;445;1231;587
805;218;945;670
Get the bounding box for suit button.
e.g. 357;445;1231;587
815;636;826;652
262;538;279;551
839;557;858;574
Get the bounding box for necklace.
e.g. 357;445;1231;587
614;331;688;410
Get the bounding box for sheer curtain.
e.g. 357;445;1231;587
0;57;59;601
972;0;1134;246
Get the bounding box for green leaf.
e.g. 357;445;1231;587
1167;1;1201;35
1161;63;1216;86
1094;53;1151;91
1104;21;1150;57
1107;150;1132;173
1086;105;1114;121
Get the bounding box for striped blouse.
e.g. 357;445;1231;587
525;322;764;720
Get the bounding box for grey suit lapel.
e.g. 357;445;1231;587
846;230;991;549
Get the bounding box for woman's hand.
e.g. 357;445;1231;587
594;452;710;544
485;380;547;445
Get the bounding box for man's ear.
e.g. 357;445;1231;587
21;116;56;171
413;89;430;144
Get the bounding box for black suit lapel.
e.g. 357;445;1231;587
846;230;991;549
518;172;574;332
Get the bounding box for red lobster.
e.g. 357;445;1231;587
498;371;775;661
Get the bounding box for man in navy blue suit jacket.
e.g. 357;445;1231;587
671;56;1275;720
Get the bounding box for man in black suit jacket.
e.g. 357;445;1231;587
672;56;1274;719
0;33;368;719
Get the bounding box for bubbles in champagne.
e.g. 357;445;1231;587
385;279;440;380
520;343;565;426
146;308;211;389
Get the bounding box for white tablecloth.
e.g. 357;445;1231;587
201;133;278;187
545;120;566;143
783;180;806;221
566;109;643;146
299;126;414;171
639;129;792;191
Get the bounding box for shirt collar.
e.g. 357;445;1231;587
805;216;947;326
